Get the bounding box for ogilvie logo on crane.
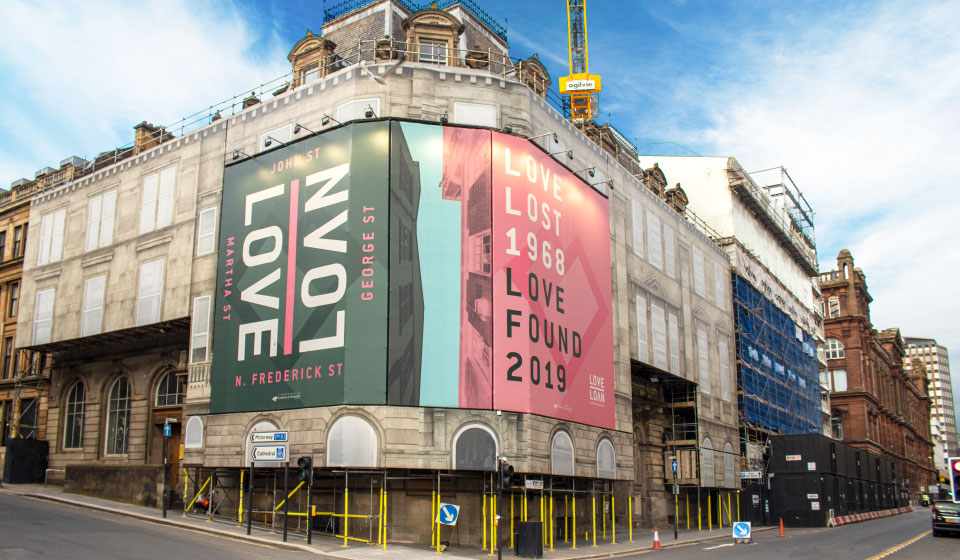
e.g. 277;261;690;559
560;0;601;120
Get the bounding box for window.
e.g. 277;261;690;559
33;288;55;345
38;209;65;265
701;437;715;486
140;167;176;234
831;415;844;440
826;338;845;360
0;231;6;261
336;98;381;123
723;442;736;488
327;415;378;467
635;294;648;362
820;369;832;391
191;296;211;363
184;416;203;448
7;281;18;317
668;313;680;373
453;425;498;471
85;190;117;251
651;303;667;370
419;40;447;64
155;371;185;407
81;275;106;337
832;369;848;391
693;247;705;296
1;337;12;379
259;124;293;151
136;260;164;326
697;328;710;394
597;438;616;479
828;296;840;318
715;263;726;308
105;377;131;455
300;63;319;85
63;382;85;449
663;225;675;278
646;210;662;269
551;430;575;475
12;225;23;258
719;339;730;401
196;208;217;256
631;200;643;257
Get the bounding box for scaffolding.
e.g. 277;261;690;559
734;275;820;437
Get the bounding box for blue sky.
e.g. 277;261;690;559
2;0;959;418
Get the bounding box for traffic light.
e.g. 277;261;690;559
950;457;960;503
500;460;515;488
297;456;313;483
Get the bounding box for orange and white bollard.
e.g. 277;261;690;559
652;526;661;549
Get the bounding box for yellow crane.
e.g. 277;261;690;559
560;0;601;122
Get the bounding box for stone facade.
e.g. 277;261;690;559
818;250;937;502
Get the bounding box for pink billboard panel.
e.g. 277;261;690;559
491;132;615;430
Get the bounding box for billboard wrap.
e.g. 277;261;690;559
211;122;613;429
211;123;389;413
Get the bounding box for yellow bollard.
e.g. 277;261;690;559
511;493;515;550
343;488;350;547
628;496;633;542
602;496;606;540
565;495;569;544
383;488;388;551
238;470;244;526
483;494;488;551
432;491;437;548
718;492;722;530
727;493;732;525
698;498;702;532
378;488;383;546
489;495;495;556
737;490;740;522
612;496;616;544
708;495;712;531
541;494;546;547
592;496;597;547
686;494;690;530
572;495;577;549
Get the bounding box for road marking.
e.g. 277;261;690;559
863;530;930;560
704;543;735;550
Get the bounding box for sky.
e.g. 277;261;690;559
1;0;958;427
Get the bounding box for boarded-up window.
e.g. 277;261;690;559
646;210;662;269
693;248;705;296
668;313;680;373
631;201;643;257
701;437;715;487
715;262;726;308
664;225;675;278
698;328;710;394
719;339;730;401
184;416;203;448
597;438;615;479
651;303;667;370
723;442;736;488
635;295;648;363
328;415;378;467
551;431;575;475
454;426;497;471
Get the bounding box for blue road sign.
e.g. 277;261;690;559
437;503;460;526
163;424;171;437
671;460;678;473
732;521;751;539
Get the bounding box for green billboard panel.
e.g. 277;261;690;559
211;122;389;413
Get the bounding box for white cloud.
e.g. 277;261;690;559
0;0;289;181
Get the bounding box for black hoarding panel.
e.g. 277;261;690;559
769;472;830;527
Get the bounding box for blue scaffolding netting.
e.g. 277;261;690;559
733;275;821;435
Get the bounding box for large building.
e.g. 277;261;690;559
904;337;957;483
818;250;937;502
642;158;824;494
10;0;738;543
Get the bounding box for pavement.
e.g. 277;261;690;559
0;482;774;559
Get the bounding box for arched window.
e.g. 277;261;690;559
453;425;497;471
328;415;378;467
597;438;616;479
155;371;184;407
827;296;840;318
551;430;575;476
826;338;845;360
184;416;203;448
723;442;736;488
63;381;85;449
105;378;131;455
701;437;715;487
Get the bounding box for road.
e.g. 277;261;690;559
0;492;320;560
623;509;956;559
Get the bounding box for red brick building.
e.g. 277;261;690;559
818;249;936;503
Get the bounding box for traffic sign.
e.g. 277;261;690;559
250;431;288;443
252;444;287;462
437;503;460;526
671;460;678;473
163;423;171;437
732;521;751;539
740;471;762;479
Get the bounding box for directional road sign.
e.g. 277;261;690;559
163;423;171;437
252;444;287;462
250;431;288;443
671;460;678;473
732;521;751;539
437;503;460;526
